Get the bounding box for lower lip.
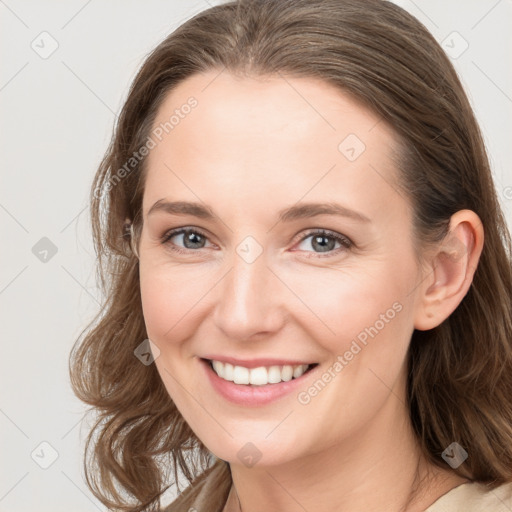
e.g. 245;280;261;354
200;358;317;407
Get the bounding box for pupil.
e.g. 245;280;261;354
313;235;334;253
185;232;204;249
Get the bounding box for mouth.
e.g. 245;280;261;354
204;358;318;386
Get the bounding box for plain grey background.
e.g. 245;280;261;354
1;1;511;510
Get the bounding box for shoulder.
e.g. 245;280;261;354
161;458;231;512
425;480;512;512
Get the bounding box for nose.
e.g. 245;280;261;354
212;248;285;341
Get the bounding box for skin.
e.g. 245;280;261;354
138;70;483;512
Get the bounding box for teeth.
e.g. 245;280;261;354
268;365;282;384
224;363;234;381
233;365;249;384
249;366;268;385
210;360;310;385
281;365;293;382
293;365;306;378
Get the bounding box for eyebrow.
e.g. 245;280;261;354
147;200;371;223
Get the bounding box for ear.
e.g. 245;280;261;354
414;209;484;331
123;217;139;259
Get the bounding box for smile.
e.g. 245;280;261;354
210;359;312;385
201;357;319;406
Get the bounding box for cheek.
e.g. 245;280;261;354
285;260;417;420
289;268;415;443
139;271;171;341
279;260;412;353
139;260;212;343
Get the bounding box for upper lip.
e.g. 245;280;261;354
201;355;315;369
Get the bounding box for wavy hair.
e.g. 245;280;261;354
69;0;512;510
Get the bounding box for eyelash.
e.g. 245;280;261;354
160;227;353;259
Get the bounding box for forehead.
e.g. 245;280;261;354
142;70;404;220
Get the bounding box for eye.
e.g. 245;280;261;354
293;229;352;258
161;227;214;255
161;226;352;259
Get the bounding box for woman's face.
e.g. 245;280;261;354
139;70;425;466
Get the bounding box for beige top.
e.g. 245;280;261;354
424;480;512;511
163;460;512;511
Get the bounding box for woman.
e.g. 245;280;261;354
69;0;512;511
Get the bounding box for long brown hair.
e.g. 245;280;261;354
69;0;512;510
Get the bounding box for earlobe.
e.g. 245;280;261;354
414;210;484;331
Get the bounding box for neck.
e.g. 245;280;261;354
225;390;467;512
